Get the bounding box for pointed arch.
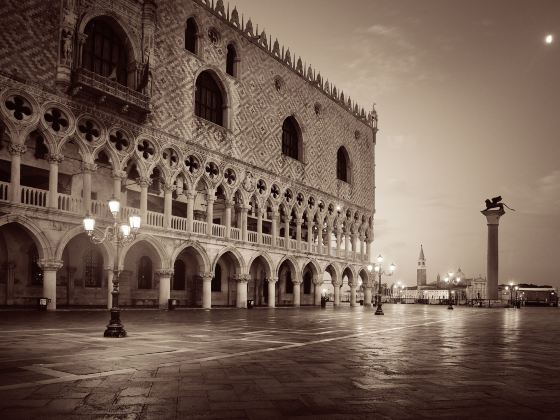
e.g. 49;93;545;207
281;116;302;161
337;146;351;183
247;251;274;279
170;240;210;274
55;224;112;265
275;255;299;279
212;246;245;275
194;69;230;128
185;16;199;54
119;234;168;269
226;42;239;77
0;214;53;260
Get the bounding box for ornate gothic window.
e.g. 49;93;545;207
212;264;222;292
285;271;294;294
82;18;129;86
84;248;103;288
185;17;198;54
195;71;224;126
138;256;152;289
282;116;301;161
337;146;350;183
226;44;237;77
173;260;186;291
28;245;42;286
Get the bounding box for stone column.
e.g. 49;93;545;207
336;227;342;257
256;207;263;244
236;275;248;308
296;218;303;250
47;153;63;209
8;144;26;203
307;214;314;250
364;273;375;307
138;176;150;223
316;218;324;255
482;209;505;300
163;185;174;229
333;280;342;306
284;210;290;249
365;239;372;262
225;199;233;239
326;224;333;256
157;269;173;309
293;280;302;307
313;276;323;306
106;267;113;309
186;191;195;233
349;280;357;307
202;272;213;309
240;205;249;242
82;162;96;215
351;233;358;260
38;260;63;311
206;194;215;234
271;209;278;247
345;231;351;259
267;277;277;308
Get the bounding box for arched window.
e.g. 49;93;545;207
173;260;186;291
28;245;42;286
84;248;103;288
82;18;129;86
303;272;312;295
337;146;350;183
185;17;198;54
138;256;152;289
212;264;222;292
195;71;224;126
226;44;237;77
285;271;294;294
282;117;301;161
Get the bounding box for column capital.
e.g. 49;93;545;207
47;153;64;164
8;143;26;156
202;272;213;281
82;162;97;173
163;184;176;194
38;259;64;271
332;279;342;287
225;199;235;208
234;274;249;283
112;170;127;180
481;209;505;225
186;191;196;200
295;217;304;225
266;277;278;284
156;269;174;277
292;279;303;286
312;276;323;286
137;176;151;188
206;194;216;203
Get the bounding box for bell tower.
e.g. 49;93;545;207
417;244;427;287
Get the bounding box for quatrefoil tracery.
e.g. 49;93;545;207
78;119;100;142
224;168;236;185
137;140;155;160
44;108;69;132
109;130;129;152
271;184;280;199
185;155;200;174
296;193;304;206
205;162;219;179
257;179;267;194
5;96;32;121
162;148;178;168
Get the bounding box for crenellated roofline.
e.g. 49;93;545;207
192;0;379;131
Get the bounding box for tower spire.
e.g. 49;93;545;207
419;244;425;261
417;244;426;287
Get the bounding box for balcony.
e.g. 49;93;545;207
71;68;150;117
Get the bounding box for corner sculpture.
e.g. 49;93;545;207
481;196;513;300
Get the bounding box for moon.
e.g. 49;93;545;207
545;34;553;44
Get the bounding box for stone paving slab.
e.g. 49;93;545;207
0;305;559;419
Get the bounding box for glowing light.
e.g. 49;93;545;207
545;34;553;44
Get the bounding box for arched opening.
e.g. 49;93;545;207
281;116;302;161
359;269;370;304
195;71;225;126
173;245;206;307
341;267;354;303
248;255;272;306
172;260;186;291
277;259;297;306
122;240;162;306
82;17;130;86
138;256;153;289
226;43;237;77
325;264;337;302
301;262;319;306
212;264;222;292
337;146;350;183
185;17;199;54
213;250;242;306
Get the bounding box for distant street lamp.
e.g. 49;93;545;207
444;272;461;310
373;254;396;315
83;196;141;337
505;281;519;307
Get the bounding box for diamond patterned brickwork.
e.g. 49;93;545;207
0;0;59;85
152;0;375;210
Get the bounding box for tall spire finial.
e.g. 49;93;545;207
419;244;425;261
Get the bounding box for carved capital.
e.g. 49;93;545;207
8;143;26;156
225;199;235;209
202;272;213;281
112;170;127;180
332;279;342;287
163;184;176;194
137;176;152;188
186;191;196;200
47;153;64;164
38;259;64;271
296;218;304;225
234;274;249;283
312;276;323;286
82;162;97;173
266;277;278;284
156;269;174;277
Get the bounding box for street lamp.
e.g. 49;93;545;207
505;282;519;307
443;272;460;310
373;254;396;315
83;196;141;337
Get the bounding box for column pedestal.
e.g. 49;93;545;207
481;209;505;300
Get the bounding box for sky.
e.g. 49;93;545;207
231;0;560;287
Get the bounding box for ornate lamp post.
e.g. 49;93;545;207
373;254;396;315
505;281;518;307
443;272;461;310
83;196;141;337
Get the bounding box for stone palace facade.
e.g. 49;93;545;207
0;0;377;310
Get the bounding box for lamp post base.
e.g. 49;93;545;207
374;304;384;315
103;309;127;338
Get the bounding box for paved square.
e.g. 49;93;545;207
0;305;559;419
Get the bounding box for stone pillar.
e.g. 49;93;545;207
267;277;277;308
236;275;248;308
186;191;195;233
240;205;249;242
271;209;278;247
206;194;215;233
8;144;26;203
349;280;357;307
333;280;341;306
316;218;323;255
38;260;63;311
326;224;333;256
157;269;173;309
106;267;113;309
365;239;372;262
163;185;174;229
482;209;505;300
82;162;96;215
202;273;213;309
293;280;301;307
351;233;358;260
313;276;323;306
336;227;342;257
47;153;63;209
296;218;303;250
257;208;263;244
364;273;375;307
225;199;233;239
284;211;290;249
112;170;126;201
138;176;150;223
307;214;314;250
345;231;351;259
